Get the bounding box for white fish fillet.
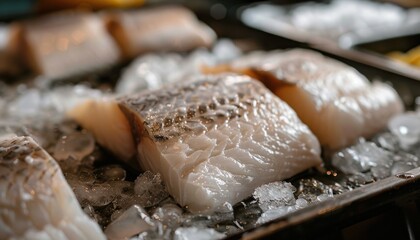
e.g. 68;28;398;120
206;49;404;149
106;6;216;58
17;11;120;79
69;74;321;213
0;136;106;240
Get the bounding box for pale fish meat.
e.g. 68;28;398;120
205;49;404;149
16;11;120;80
105;6;216;58
69;74;321;213
0;136;106;240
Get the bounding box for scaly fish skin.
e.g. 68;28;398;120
0;136;106;240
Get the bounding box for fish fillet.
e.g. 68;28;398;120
0;136;106;240
69;74;321;213
204;49;404;149
106;6;216;58
17;11;120;79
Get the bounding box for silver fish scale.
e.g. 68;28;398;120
119;74;267;142
0;137;59;198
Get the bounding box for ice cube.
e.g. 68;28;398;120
152;203;183;229
53;131;95;161
373;132;399;152
296;178;333;203
72;182;117;207
253;181;296;211
105;205;155;240
316;194;332;202
332;141;393;175
347;173;374;187
174;227;225;240
256;206;296;225
295;198;308;209
388;113;420;148
134;171;169;207
95;165;126;182
7;89;42;118
212;39;242;63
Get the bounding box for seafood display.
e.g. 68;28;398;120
69;74;322;213
0;3;419;240
0;136;105;240
205;49;404;149
105;6;216;58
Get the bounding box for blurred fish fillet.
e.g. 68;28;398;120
0;136;106;240
69;74;321;213
204;49;404;149
17;11;120;79
106;6;216;58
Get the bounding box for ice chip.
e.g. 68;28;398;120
134;171;169;207
105;205;155;240
296;178;333;203
316;193;332;202
73;182;116;207
53;131;95;161
256;206;296;225
174;227;225;240
388;112;420;148
152;203;183;229
332;141;393;175
8;89;42;118
295;198;308;209
95;165;126;181
373;132;399;152
212;39;242;62
253;181;296;211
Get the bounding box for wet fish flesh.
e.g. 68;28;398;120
17;11;120;79
204;49;404;149
105;6;216;58
69;74;322;213
0;136;106;240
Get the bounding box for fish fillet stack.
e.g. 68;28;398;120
205;49;404;149
0;136;106;240
69;74;322;213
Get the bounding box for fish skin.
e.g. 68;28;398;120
117;74;322;213
0;136;106;240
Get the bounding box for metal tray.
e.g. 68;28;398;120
196;8;420;240
236;1;420;83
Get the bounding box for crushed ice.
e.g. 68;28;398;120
116;39;242;94
333;112;420;180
